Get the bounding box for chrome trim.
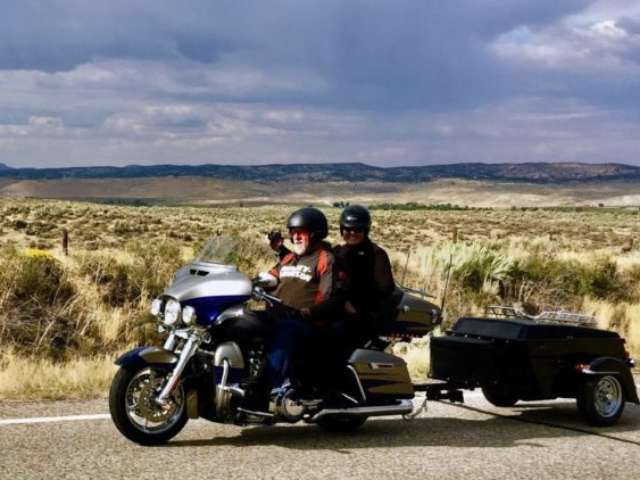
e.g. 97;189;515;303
224;386;246;397
581;368;620;375
215;359;246;416
163;332;177;351
311;400;413;422
156;334;198;404
593;376;623;418
237;408;274;419
403;395;428;420
370;362;394;369
347;365;367;402
220;358;229;386
215;359;230;414
214;342;245;369
215;305;245;325
340;392;360;405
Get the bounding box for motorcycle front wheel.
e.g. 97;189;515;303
109;365;188;445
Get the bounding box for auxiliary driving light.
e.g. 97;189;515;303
164;299;181;326
182;305;197;325
150;298;163;316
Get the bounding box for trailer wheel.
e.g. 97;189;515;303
576;375;625;427
481;384;519;407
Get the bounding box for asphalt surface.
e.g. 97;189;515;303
1;391;639;480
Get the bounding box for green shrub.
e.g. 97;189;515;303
0;250;79;358
502;255;632;306
451;245;513;294
78;243;181;306
7;252;75;306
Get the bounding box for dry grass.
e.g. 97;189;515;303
0;350;116;400
1;197;639;399
392;334;436;381
582;297;640;355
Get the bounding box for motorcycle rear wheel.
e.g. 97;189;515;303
109;365;188;445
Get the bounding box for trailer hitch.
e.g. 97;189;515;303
403;393;428;420
413;382;465;404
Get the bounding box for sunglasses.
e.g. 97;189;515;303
342;227;365;234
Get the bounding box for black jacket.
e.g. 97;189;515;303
334;239;396;336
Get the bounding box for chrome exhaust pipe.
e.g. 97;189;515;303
311;399;414;422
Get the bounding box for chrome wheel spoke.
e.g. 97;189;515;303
593;376;622;418
124;368;185;434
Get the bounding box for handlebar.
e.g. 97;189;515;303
252;285;282;307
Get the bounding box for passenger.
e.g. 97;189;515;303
334;205;396;349
249;207;342;412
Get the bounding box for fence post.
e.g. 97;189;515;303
62;229;69;256
452;227;458;244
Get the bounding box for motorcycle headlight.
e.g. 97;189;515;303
150;298;163;316
164;299;181;326
182;305;197;325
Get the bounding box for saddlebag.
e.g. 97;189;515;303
349;349;414;400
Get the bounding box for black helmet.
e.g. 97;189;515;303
287;207;328;241
340;204;371;234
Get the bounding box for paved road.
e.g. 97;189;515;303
1;392;639;480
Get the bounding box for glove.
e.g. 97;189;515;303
267;230;283;243
266;230;284;252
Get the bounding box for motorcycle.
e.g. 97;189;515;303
109;236;443;445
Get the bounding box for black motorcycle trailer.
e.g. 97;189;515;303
426;316;639;426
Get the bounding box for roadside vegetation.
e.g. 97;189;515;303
1;198;639;399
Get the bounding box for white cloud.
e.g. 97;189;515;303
590;19;628;38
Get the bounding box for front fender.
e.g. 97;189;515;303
115;346;179;369
582;357;639;403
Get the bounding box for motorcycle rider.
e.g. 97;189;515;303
334;204;396;349
266;205;396;349
248;207;342;412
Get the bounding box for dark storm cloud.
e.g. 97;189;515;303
1;0;639;167
0;0;596;110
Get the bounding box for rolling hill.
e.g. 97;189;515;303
1;162;639;183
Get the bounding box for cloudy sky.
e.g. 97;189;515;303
1;0;639;168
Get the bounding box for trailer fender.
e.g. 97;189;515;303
581;357;639;403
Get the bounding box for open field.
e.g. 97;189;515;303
1;197;639;399
2;177;640;207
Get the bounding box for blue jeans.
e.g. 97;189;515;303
264;315;313;389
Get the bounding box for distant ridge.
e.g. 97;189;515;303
1;162;639;184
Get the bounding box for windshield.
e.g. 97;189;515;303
194;236;240;264
193;235;274;272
